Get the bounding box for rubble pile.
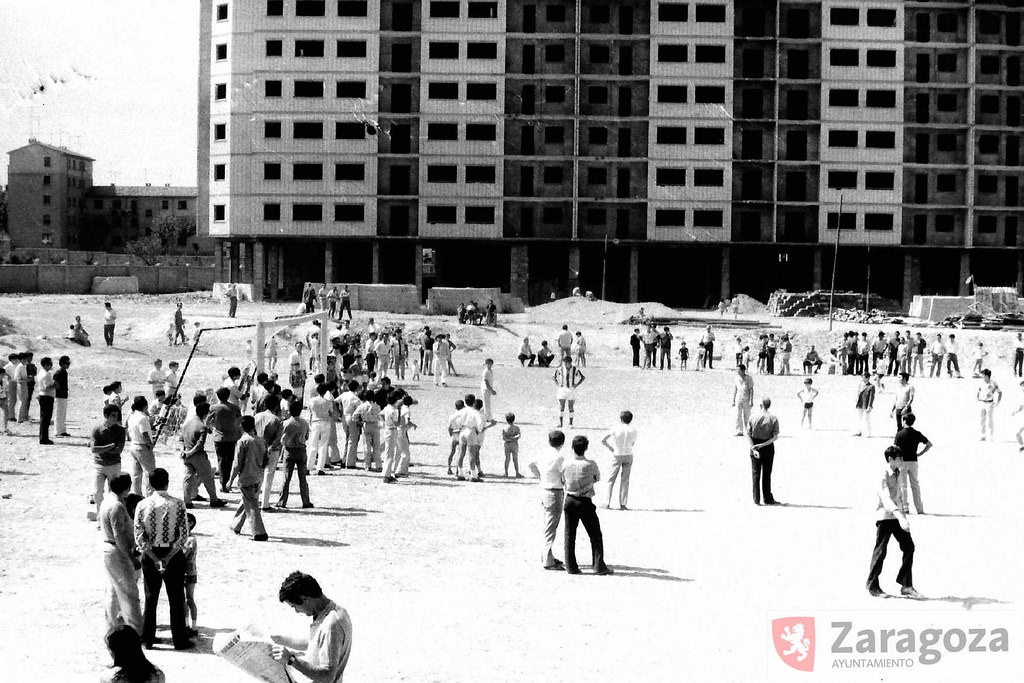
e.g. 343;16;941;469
767;290;901;318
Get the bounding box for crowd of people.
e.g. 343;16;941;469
11;293;1024;681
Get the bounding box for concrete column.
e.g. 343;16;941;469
229;242;240;282
222;241;233;282
267;243;279;300
1017;253;1024;296
324;242;334;285
414;243;424;300
628;246;639;303
812;248;823;291
237;242;248;282
252;241;265;302
216;240;225;281
568;244;581;293
371;241;380;283
958;252;971;296
902;253;921;313
510;245;529;303
720;246;731;300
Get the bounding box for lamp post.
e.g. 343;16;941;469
827;194;843;332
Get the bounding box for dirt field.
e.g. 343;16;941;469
1;294;1023;682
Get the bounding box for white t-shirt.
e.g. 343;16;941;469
148;368;166;390
480;367;493;393
532;448;566;489
127;411;152;445
557;330;572;350
104;308;117;324
606;423;638;456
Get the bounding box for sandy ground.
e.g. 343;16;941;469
1;294;1023;682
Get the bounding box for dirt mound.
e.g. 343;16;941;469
527;297;678;325
729;294;767;315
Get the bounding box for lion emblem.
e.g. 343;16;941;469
779;623;810;662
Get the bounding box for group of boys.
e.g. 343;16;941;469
2;351;71;443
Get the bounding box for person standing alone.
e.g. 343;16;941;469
103;302;117;347
35;356;56;445
53;355;71;437
866;447;923;599
228;415;269;541
732;365;755;436
601;410;638;510
746;398;780;506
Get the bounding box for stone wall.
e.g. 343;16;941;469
0;264;216;294
303;282;420;314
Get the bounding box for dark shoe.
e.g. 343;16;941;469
619;505;628;510
595;567;614;576
867;583;885;597
543;564;565;571
252;534;269;542
470;477;482;482
261;506;275;512
900;586;924;600
192;494;207;502
456;475;466;481
220;486;230;494
566;567;582;575
383;476;397;483
275;503;287;509
316;470;327;476
764;500;781;506
173;641;196;651
209;499;228;508
56;432;71;437
39;440;54;445
301;503;315;508
184;503;195;509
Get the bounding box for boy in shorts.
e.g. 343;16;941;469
797;378;819;429
502;412;522;478
446;399;465;475
183;513;199;634
678;341;689;370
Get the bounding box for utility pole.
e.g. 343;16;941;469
601;234;608;300
827;194;843;332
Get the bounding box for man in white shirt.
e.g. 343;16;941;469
977;369;1002;441
445;399;465;475
126;396;156;496
480;359;496;420
164;361;181;398
336;380;362;468
929;334;946;378
103;302;117;347
601;410;638;510
147;360;166;398
307;383;334;474
945;333;962;378
454;394;481;480
35;356;57;445
527;430;567;570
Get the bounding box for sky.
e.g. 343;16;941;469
0;0;199;187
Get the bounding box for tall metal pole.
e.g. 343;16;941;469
601;234;608;301
827;194;843;332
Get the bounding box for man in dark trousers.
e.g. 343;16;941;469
206;387;242;493
629;328;641;367
746;398;780;505
560;435;613;575
866;447;923;599
133;467;194;649
35;356;56;445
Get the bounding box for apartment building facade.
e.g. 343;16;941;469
6;140;94;250
198;0;1024;306
82;185;208;253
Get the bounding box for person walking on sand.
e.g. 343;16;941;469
179;402;227;509
103;302;117;347
977;369;1002;441
225;282;238;318
433;333;452;386
732;364;755;436
173;302;188;346
854;373;876;437
601;410;638;510
528;430;568;570
228;415;269;541
866;447;923;600
126;396;156;497
277;400;314;509
797;378;818;429
561;435;613;575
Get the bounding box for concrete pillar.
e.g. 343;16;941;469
252;241;265;302
229;242;240;282
371;241;380;283
324;242;334;285
958;251;971;296
238;242;248;282
812;248;823;291
568;244;581;293
222;241;233;282
902;253;920;313
414;243;424;300
1017;253;1024;296
510;245;529;303
267;243;279;301
216;240;226;281
720;246;731;300
628;246;639;303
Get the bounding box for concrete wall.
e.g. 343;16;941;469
7;247;215;267
0;264;216;294
426;287;504;314
303;282;421;314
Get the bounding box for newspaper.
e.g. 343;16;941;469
214;630;293;683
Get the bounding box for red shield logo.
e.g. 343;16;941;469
772;617;815;672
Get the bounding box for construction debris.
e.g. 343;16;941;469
768;290;901;318
830;308;904;325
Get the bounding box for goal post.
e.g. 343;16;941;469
255;310;332;375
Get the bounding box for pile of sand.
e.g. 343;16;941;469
526;297;678;325
730;293;768;315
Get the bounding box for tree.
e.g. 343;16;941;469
125;215;196;264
